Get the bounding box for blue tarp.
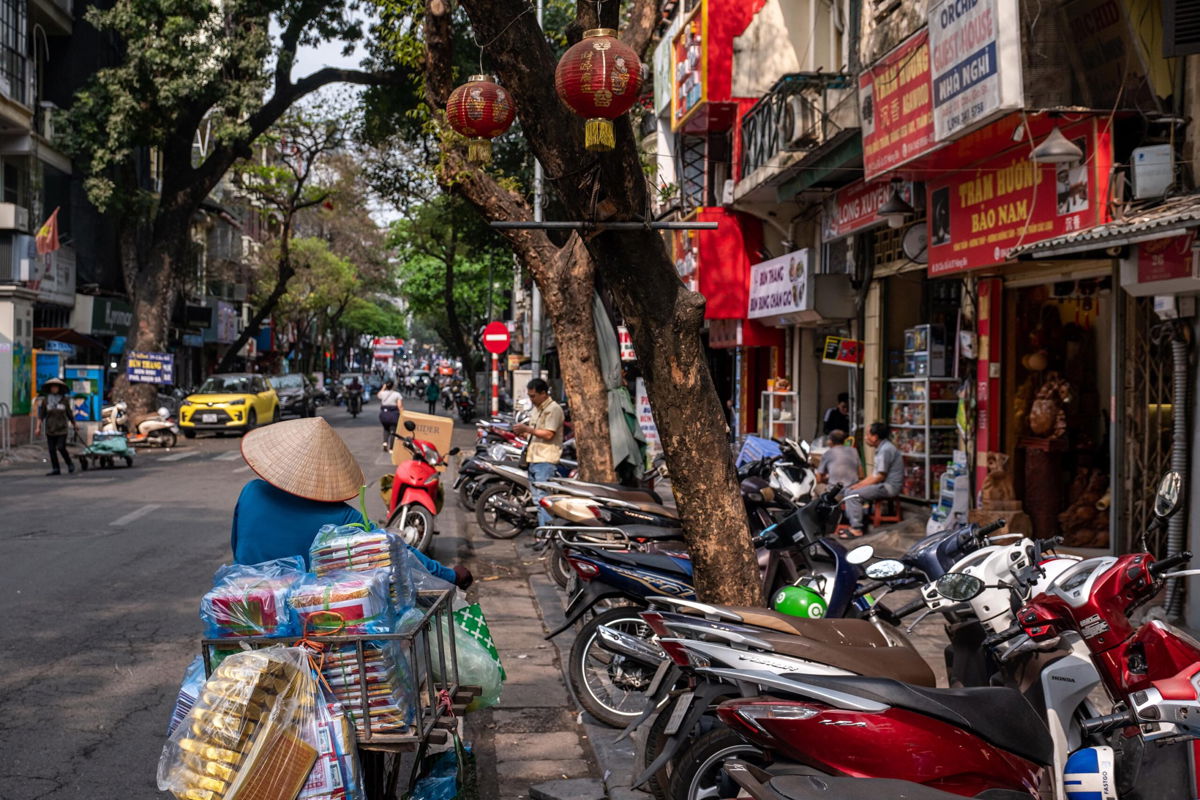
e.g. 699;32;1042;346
736;435;781;467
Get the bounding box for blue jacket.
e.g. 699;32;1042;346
230;479;456;584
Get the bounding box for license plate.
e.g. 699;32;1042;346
663;690;694;736
201;414;218;423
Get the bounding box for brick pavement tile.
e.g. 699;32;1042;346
495;731;585;761
492;708;580;732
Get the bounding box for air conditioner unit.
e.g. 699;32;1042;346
0;203;30;232
780;94;820;150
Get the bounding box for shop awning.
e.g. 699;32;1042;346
35;327;104;351
1009;195;1200;259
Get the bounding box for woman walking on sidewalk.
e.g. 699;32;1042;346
34;378;78;476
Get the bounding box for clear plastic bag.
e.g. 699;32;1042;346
158;647;321;800
167;657;207;737
310;524;416;612
299;682;365;800
288;568;395;635
320;641;415;735
399;546;456;599
200;556;306;639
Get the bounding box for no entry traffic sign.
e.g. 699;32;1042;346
482;321;510;354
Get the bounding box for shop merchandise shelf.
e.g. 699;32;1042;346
891;423;956;430
890;399;959;404
888;375;957;502
903;452;952;458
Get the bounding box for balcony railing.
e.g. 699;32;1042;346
738;73;857;182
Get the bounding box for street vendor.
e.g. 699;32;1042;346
231;416;472;588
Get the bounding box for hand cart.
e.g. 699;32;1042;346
200;588;480;799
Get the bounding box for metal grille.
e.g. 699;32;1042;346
1120;294;1176;556
871;226;904;267
678;135;706;212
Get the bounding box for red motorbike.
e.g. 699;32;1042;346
384;420;459;554
716;471;1200;800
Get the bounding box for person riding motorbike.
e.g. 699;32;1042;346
230;417;472;587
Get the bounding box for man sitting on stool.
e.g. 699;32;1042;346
841;422;903;539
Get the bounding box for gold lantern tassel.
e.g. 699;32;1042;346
467;138;493;164
584;118;615;151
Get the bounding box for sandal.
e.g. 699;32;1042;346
837;528;866;540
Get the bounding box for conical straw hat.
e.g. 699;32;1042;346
240;417;365;502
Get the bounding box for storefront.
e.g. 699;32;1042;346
926;115;1116;544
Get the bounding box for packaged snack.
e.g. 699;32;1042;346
320;642;415;735
167;657;208;736
310;525;415;611
201;557;306;639
158;648;319;800
288;569;394;635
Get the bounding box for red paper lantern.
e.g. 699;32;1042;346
555;28;643;152
445;74;515;164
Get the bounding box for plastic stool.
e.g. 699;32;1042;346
870;497;902;526
834;523;855;537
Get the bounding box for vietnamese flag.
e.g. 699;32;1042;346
35;207;59;255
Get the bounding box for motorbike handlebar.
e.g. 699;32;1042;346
1080;708;1137;737
983;625;1024;648
854;579;886;598
892;597;927;619
751;534;767;549
1036;536;1064;553
976;519;1007;538
1151;551;1193;578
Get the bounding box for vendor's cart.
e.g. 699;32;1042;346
78;430;135;469
200;588;479;799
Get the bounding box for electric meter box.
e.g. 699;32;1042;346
1131;145;1174;199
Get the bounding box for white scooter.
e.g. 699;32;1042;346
101;402;179;448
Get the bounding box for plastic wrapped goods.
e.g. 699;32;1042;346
320;642;415;735
200;557;305;639
310;525;415;611
158;648;320;800
167;657;207;737
288;569;394;635
298;683;365;800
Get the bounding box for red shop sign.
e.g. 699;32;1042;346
1138;234;1195;283
824;179;915;241
860;29;937;180
927;118;1111;277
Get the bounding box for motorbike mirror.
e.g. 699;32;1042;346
404;420;417;432
865;559;905;579
846;545;874;565
1154;471;1184;520
935;572;985;602
448;447;461;456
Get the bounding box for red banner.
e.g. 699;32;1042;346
823;179;901;241
860;30;937;180
927;118;1111;276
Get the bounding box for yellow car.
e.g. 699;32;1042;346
179;373;280;438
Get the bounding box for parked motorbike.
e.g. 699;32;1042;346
101;402;180;448
381;420;460;553
705;473;1200;800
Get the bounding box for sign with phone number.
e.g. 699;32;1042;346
127;351;174;384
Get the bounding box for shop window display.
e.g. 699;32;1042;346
1009;279;1111;548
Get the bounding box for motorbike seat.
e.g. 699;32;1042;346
752;629;936;687
787;675;1054;766
600;499;681;520
599;549;692;578
554;478;662;505
765;775;967;800
619;525;685;542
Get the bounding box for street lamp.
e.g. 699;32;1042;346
877;179;915;229
1030;126;1083;164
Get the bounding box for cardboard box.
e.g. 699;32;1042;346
390;410;456;471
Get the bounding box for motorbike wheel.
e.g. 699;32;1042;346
475;483;528;540
667;727;766;800
639;705;676;800
545;545;572;590
568;606;657;728
384;503;435;553
154;430;177;449
457;478;482;512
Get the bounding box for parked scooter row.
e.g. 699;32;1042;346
101;401;180;448
642;472;1200;800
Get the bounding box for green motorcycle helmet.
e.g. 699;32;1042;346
772;585;828;619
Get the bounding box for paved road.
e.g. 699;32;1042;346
0;405;469;800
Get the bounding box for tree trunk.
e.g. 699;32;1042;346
111;217;186;412
422;0;615;482
455;0;760;605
